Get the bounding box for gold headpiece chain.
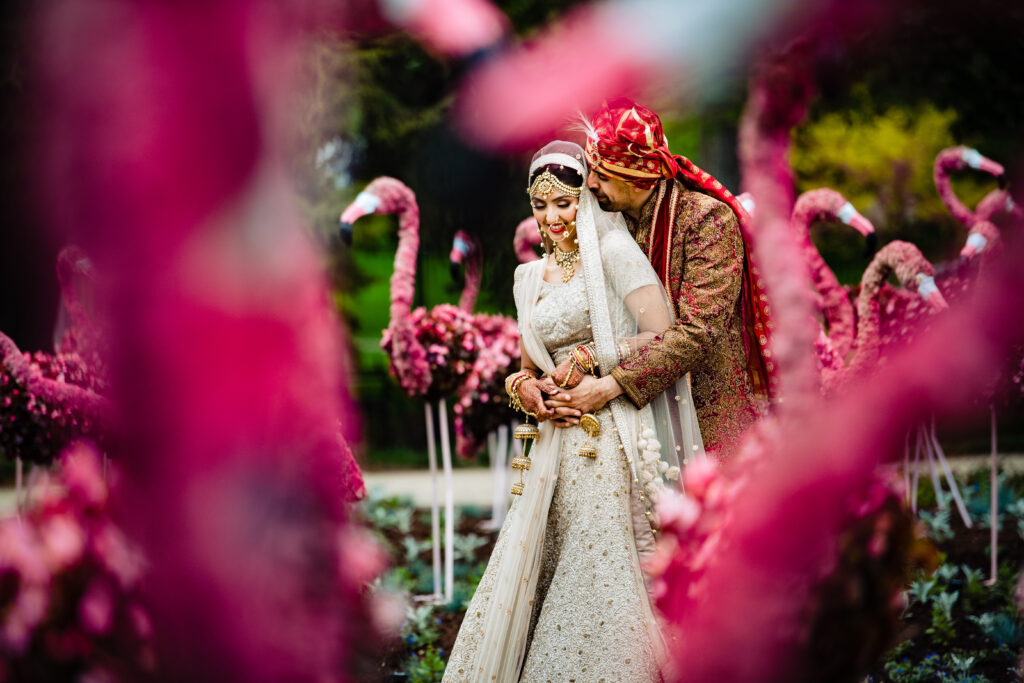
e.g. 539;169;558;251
527;168;582;198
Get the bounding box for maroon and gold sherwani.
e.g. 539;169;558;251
610;178;762;456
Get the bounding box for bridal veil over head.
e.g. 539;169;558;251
465;141;703;681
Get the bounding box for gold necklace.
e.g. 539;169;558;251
552;244;581;283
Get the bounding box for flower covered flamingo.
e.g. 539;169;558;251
0;331;110;467
933;146;1006;228
340;176;471;602
821;240;947;393
975;187;1022;229
449;230;520;526
790;188;876;359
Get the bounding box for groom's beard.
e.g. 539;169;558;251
594;193;613;211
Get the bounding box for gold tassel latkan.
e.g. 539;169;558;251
578;413;599;458
511;415;538;495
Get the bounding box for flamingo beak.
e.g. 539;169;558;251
977;157;1005;177
916;275;948;312
959;232;987;260
338;191;382;245
338;221;354;245
838;201;874;237
962;148;1005;177
847;214;875;237
926;289;949;312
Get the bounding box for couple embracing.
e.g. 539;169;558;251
443;98;776;682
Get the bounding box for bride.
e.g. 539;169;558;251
443;141;703;682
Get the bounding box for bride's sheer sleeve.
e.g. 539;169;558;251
601;230;673;364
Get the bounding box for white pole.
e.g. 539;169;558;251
910;426;922;513
928;418;972;528
15;457;22;518
484;430;499;531
902;429;911;506
494;424;510;526
986;405;998;585
425;402;442;601
438;397;456;605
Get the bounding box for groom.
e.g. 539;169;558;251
547;98;775;457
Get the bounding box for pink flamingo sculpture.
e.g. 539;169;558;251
790;188;876;359
933;146;1006;228
822;241;948;392
340;177;472;603
856;242;973;527
513;216;543;263
957;218;1009;584
449;231;520;528
975;188;1022;229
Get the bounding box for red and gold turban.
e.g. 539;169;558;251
585;97;778;399
584;97;678;190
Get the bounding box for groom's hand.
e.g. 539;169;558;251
545;375;624;416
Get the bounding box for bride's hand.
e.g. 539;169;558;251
549;356;582;390
518;378;557;420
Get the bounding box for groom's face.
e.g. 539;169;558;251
587;169;641;214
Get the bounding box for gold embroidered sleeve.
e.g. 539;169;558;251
610;200;745;407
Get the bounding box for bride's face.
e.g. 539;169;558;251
530;192;579;247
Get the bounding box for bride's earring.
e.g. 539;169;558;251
578;413;599;458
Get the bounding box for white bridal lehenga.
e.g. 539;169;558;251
443;142;702;683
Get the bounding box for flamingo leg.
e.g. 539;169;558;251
921;422;944;507
438;397;456;605
986;405;998;586
424;401;443;602
928;417;972;528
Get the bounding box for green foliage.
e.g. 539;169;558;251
919;508;954;543
403;536;433;563
452;533;488;564
402;604;441;649
794;97;989;224
792;96;1003;282
882;647;1000;683
969;612;1023;647
362;489;415;534
407;645;447;683
958;565;983;602
907;576;938;607
934;563;959;585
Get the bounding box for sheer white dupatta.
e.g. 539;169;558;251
470;255;562;682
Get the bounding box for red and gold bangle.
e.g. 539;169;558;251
572;344;597;374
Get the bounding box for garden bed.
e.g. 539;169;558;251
362;467;1024;682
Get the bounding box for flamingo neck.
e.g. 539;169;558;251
389;204;420;326
934;159;975;227
458;245;482;312
791;198;855;358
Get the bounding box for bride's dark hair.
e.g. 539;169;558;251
528;164;584;189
